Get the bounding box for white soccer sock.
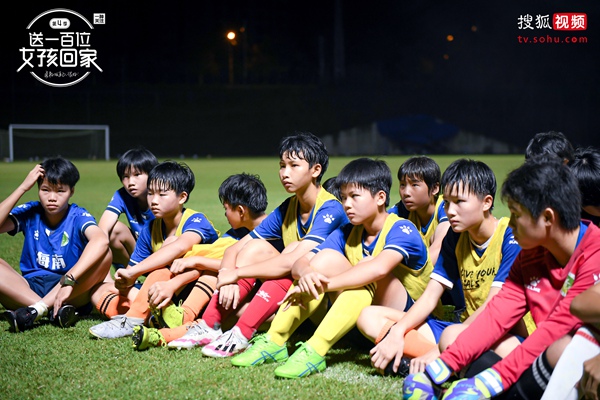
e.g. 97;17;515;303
30;301;49;321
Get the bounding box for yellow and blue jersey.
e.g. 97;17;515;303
388;197;448;245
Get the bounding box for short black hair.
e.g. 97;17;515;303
148;161;195;203
322;176;341;201
279;132;329;184
337;158;392;207
116;146;158;180
441;159;497;210
502;155;581;230
525;131;574;164
38;157;79;188
570;147;600;208
218;173;268;218
398;156;441;196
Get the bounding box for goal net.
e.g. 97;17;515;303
2;124;110;162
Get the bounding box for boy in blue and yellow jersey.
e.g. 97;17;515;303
127;173;269;350
389;156;450;264
1;158;111;332
229;158;432;379
172;132;347;358
89;161;219;339
360;159;521;378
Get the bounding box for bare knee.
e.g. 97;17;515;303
237;239;279;266
439;324;466;352
545;334;573;368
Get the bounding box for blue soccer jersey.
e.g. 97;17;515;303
388;199;448;238
250;196;348;246
129;209;219;266
105;187;154;239
314;219;429;273
8;201;97;279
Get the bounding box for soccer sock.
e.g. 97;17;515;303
500;349;553;399
159;322;194;343
179;275;216;324
541;327;600;400
236;276;293;340
268;283;326;347
94;290;131;319
375;319;397;344
126;268;173;320
202;278;256;329
463;350;503;378
403;329;438;358
30;300;48;321
307;286;373;357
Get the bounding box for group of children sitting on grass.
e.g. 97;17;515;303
1;130;600;399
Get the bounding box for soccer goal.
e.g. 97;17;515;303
2;124;110;162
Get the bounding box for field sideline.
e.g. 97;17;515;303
0;155;523;399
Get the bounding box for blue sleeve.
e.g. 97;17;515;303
312;224;349;255
129;226;153;266
493;227;521;285
437;201;448;223
430;230;461;289
182;212;219;244
303;200;349;244
250;201;287;240
8;201;39;236
105;189;125;216
383;220;429;272
71;204;98;237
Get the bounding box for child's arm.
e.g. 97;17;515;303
370;280;446;373
98;209;120;237
171;255;222;273
0;164;44;232
115;232;202;289
53;224;109;312
147;269;202;309
571;283;600;324
428;221;450;265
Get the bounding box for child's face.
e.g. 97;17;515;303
38;178;73;217
340;183;385;225
223;202;243;229
400;175;435;211
507;199;547;249
122;167;149;199
147;183;186;219
279;151;320;193
443;183;490;233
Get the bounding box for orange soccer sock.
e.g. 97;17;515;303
127;268;173;320
403;329;437;358
160;322;192;343
179;275;216;324
95;290;131;319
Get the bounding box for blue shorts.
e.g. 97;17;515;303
425;316;456;343
25;273;62;298
404;291;415;312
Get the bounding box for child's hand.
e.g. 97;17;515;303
114;268;136;290
370;323;406;375
297;270;329;300
581;353;600;400
216;268;238;289
409;348;441;375
218;284;240;310
170;257;195;274
278;285;308;311
147;281;175;309
21;164;45;192
53;286;73;317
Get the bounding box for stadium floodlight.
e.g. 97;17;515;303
3;124;110;162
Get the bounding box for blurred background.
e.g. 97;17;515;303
1;0;598;159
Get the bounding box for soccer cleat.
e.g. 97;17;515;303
274;342;326;379
383;356;411;378
443;368;503;399
201;326;250;358
167;319;221;350
230;333;288;367
53;305;80;328
3;307;38;332
89;315;144;339
132;326;166;351
402;372;442;400
152;301;186;329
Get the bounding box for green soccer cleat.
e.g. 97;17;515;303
132;326;166;351
151;301;185;329
274;342;326;379
230;333;288;367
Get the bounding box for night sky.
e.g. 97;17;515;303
1;0;599;156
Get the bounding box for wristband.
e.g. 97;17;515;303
60;273;78;287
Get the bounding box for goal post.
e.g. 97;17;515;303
4;124;110;162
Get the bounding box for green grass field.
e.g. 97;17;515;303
0;155;523;399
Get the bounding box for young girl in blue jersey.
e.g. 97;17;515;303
1;158;111;332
